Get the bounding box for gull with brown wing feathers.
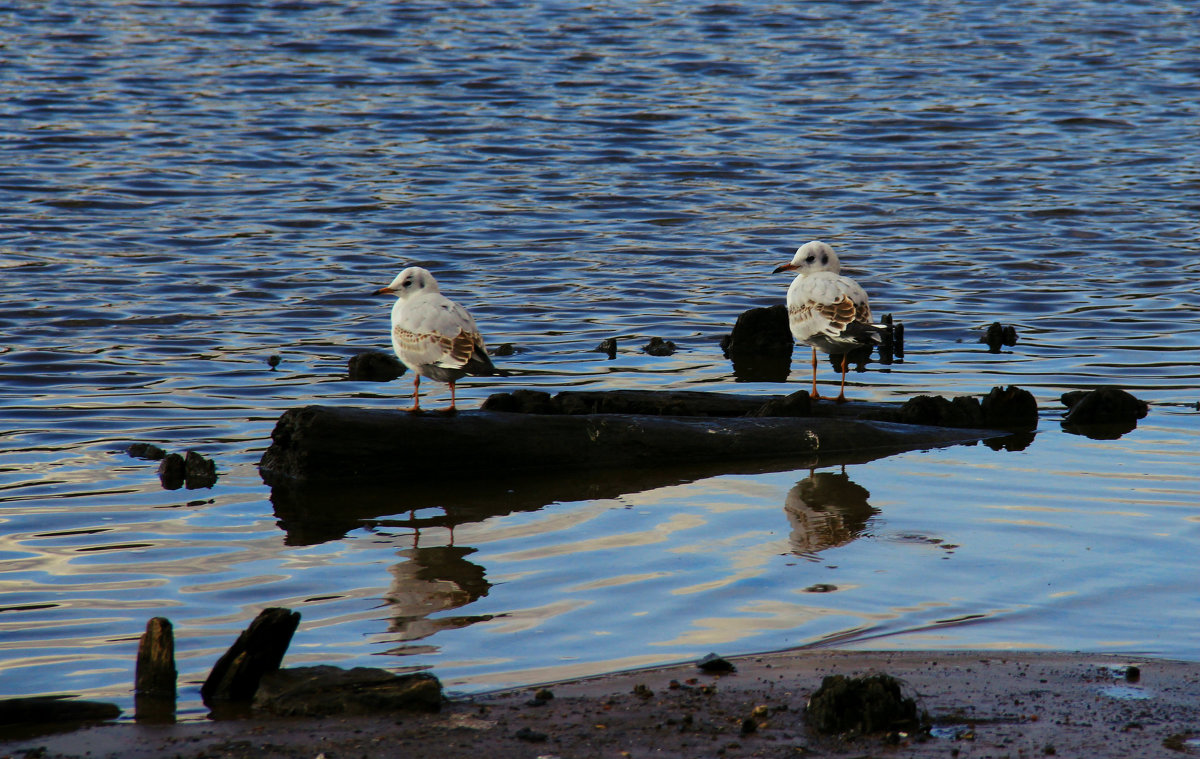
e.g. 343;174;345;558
773;241;885;402
374;266;500;412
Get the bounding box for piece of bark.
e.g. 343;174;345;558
201;608;301;707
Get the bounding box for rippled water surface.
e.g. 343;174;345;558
2;0;1199;719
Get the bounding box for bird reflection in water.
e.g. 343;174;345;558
784;467;879;556
383;544;493;644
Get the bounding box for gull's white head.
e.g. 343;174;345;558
374;266;440;299
773;240;840;276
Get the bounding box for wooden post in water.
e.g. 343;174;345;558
134;616;177;723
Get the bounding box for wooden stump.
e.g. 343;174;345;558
134;616;176;723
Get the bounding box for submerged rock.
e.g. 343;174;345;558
980;385;1039;429
1061;387;1148;439
253;666;442;717
805;673;924;736
158;452;186;490
348;350;406;382
184;450;217;489
1061;387;1147;425
982;322;1019;353
642;336;677;356
722;305;792;359
128;442;166;461
595;337;618;359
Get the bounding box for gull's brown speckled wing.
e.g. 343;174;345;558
786;272;876;350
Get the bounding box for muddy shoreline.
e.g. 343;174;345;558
6;649;1198;758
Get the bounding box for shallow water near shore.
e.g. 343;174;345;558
2;0;1199;719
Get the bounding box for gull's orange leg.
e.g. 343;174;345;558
810;347;823;400
406;375;422;413
835;355;850;403
446;380;458;412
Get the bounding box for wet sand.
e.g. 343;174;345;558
4;650;1199;758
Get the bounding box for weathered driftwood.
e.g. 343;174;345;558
258;388;1030;485
201;608;300;709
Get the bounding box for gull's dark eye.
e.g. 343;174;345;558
402;278;412;288
805;255;816;263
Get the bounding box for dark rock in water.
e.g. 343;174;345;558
642;336;677;356
128;442;166;461
481;388;557;414
1061;388;1147;439
722;305;792;359
253;666;442;717
0;695;120;736
981;385;1039;429
184;450;217;489
697;652;736;674
491;342;515;357
805;673;924;736
267;354;281;370
158;452;186;490
897;395;984;429
595;337;618;359
1061;387;1148;425
752;390;812;417
202;607;301;708
348;350;405;382
878;313;905;364
982;322;1019;353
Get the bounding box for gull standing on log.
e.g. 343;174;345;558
774;241;885;402
374;266;500;412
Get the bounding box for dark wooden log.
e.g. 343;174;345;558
201;608;301;708
259;390;1010;485
134;616;176;723
0;696;120;731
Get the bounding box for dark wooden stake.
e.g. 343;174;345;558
201;608;300;708
134;616;177;723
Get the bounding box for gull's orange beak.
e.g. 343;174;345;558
773;262;797;274
373;286;395;295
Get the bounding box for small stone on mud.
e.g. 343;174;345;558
482;389;557;414
697;653;736;674
514;726;548;743
740;716;758;734
805;673;924;736
633;684;653;699
753;390;812;418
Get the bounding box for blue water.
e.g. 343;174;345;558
1;0;1198;719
